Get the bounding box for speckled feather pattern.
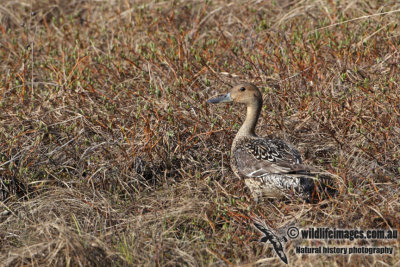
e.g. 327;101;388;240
231;136;315;199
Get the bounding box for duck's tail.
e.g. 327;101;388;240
298;172;338;201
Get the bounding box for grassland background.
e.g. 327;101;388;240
0;0;399;266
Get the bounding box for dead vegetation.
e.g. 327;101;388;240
0;0;399;266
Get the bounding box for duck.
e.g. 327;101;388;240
207;83;332;201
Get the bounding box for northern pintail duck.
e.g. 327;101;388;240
208;83;331;201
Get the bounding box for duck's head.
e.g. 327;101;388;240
207;83;262;106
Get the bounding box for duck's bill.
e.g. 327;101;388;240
207;93;232;104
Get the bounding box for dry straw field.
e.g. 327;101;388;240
1;0;399;266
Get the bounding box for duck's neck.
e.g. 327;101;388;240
236;100;262;138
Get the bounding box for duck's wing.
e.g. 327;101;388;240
234;138;307;177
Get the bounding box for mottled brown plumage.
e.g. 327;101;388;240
207;83;331;200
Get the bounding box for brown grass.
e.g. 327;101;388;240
1;0;399;266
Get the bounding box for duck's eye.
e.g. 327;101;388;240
240;87;246;92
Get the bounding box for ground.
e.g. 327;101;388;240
0;0;399;266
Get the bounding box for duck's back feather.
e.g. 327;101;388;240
233;137;307;178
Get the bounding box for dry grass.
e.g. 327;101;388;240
1;0;399;266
